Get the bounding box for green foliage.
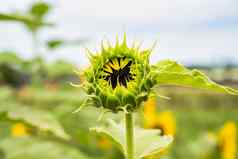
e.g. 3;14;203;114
0;1;53;33
0;52;78;85
0;104;69;140
91;120;173;159
0;137;90;159
0;87;12;101
153;60;238;95
0;85;237;159
30;2;51;20
0;13;52;32
0;63;30;88
0;52;23;64
47;38;88;50
158;87;238;108
17;88;86;108
47;39;64;50
0;52;27;85
46;60;76;78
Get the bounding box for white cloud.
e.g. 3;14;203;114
54;0;238;24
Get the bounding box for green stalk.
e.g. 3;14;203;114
125;113;134;159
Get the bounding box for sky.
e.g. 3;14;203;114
0;0;238;66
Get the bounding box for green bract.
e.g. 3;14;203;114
83;36;156;113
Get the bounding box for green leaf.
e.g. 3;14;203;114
153;60;238;95
0;2;52;32
47;38;88;50
90;120;172;159
0;13;51;26
30;2;51;19
47;39;64;49
0;137;90;159
0;12;53;33
0;52;23;64
0;104;70;140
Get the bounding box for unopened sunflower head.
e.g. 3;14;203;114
82;35;157;113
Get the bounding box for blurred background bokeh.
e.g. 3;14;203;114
0;0;237;159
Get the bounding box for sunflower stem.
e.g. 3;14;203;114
125;112;134;159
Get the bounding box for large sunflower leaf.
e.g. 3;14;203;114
153;60;238;95
90;119;172;159
0;104;70;140
0;137;90;159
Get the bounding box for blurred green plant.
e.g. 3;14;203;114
0;1;53;56
0;86;123;159
47;38;88;50
0;1;54;86
0;52;30;88
46;60;76;79
0;84;237;159
0;104;69;139
0;52;24;65
0;137;90;159
0;63;30;89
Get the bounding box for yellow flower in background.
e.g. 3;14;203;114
144;97;158;129
11;123;28;137
218;121;237;159
144;98;176;136
156;111;176;136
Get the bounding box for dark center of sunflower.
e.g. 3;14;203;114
103;58;135;89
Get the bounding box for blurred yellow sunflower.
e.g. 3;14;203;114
144;97;158;129
156;111;176;136
218;121;237;159
143;98;176;136
11;123;28;137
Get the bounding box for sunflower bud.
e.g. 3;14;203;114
82;35;157;113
